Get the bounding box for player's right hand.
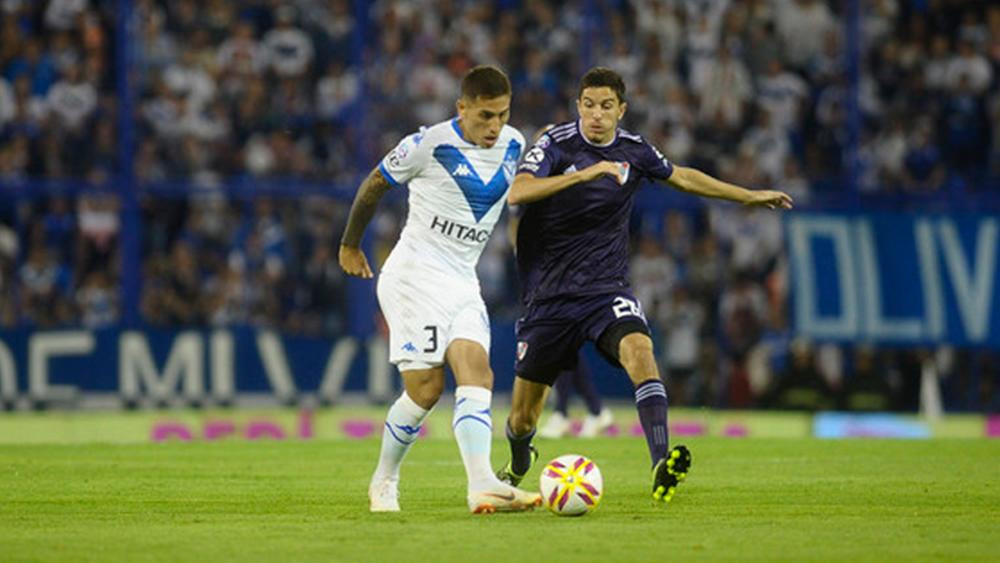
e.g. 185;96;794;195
339;245;373;278
579;161;626;185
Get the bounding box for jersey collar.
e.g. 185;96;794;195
577;119;617;147
451;117;474;145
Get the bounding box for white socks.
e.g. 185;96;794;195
373;391;432;482
452;385;502;491
373;385;502;493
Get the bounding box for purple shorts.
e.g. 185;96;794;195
514;291;650;385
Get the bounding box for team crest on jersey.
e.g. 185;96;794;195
616;161;630;184
517;341;529;361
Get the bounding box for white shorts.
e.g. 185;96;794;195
376;271;491;371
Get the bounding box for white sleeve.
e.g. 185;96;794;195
378;128;429;187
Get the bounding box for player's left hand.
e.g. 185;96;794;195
744;190;794;210
339;245;373;278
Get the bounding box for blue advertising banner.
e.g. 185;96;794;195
0;327;376;403
787;212;1000;347
0;323;642;405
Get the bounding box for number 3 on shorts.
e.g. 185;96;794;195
611;297;645;320
423;325;438;353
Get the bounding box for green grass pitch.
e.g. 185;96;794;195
1;437;997;561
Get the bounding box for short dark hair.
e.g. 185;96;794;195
578;67;626;103
461;65;511;100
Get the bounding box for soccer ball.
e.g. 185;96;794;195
539;454;603;516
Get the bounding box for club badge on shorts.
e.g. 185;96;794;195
517;341;529;361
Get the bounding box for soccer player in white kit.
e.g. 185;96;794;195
339;65;542;514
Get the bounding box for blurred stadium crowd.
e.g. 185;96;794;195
0;0;997;410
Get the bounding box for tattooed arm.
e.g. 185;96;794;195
338;167;393;278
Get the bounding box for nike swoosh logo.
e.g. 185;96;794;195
481;492;516;501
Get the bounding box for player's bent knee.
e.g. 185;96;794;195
406;385;443;410
402;369;445;409
619;333;652;361
619;333;658;379
416;383;445;409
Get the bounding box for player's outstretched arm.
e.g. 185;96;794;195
666;166;793;210
339;167;393;278
508;162;624;205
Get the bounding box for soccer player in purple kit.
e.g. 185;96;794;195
496;67;793;503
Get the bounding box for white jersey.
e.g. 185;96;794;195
378;118;524;280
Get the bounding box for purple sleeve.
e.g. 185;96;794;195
517;134;561;178
640;140;674;181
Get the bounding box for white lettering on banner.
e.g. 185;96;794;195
790;215;999;343
210;330;235;402
367;336;391;402
0;330;378;406
30;331;94;401
788;217;858;340
855;219;923;340
0;340;16;398
914;219;944;340
119;331;203;401
318;337;359;401
937;219;998;341
255;331;298;401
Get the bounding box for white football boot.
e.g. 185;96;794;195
368;475;400;512
467;484;542;514
579;408;614;438
538;411;571;438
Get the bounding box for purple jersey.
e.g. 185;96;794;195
515;120;674;304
